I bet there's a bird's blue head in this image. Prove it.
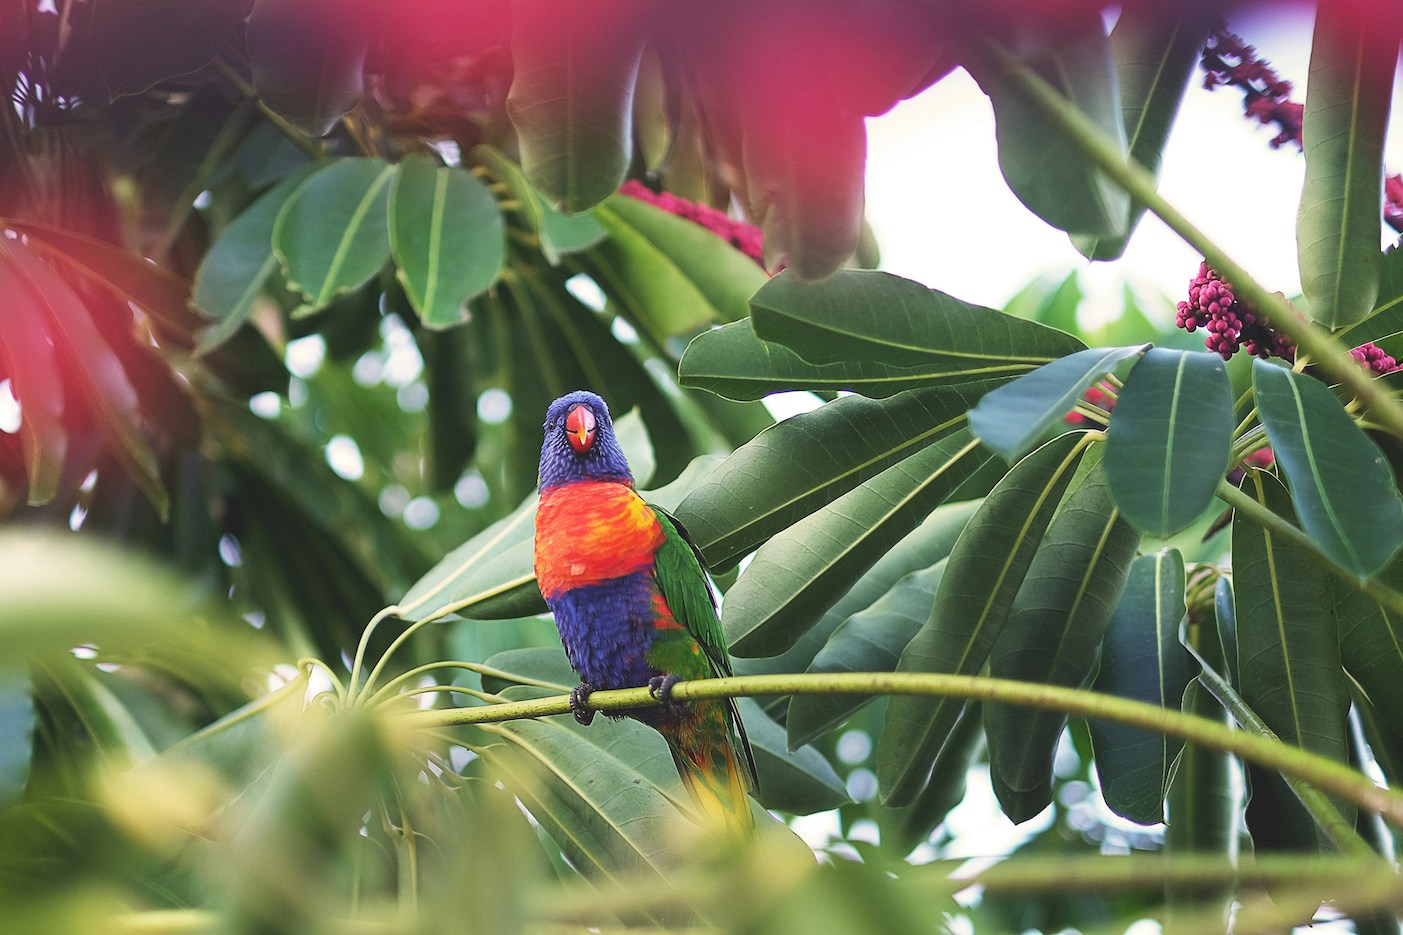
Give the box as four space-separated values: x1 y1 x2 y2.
539 390 633 491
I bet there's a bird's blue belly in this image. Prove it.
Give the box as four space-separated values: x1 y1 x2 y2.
548 571 660 691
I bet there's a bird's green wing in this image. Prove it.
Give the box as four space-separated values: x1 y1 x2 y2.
650 505 732 679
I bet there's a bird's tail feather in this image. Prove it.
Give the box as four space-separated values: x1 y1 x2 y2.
666 733 754 833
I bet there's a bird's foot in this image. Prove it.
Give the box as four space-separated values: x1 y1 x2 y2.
648 674 685 718
570 683 596 726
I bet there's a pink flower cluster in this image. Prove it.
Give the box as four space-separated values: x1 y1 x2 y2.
1176 262 1295 362
618 180 765 267
1201 26 1302 150
1350 342 1400 376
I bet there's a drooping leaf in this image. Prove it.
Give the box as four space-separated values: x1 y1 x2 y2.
1104 348 1233 536
1253 359 1403 578
1233 470 1351 851
1338 245 1403 347
272 157 395 314
0 239 165 516
92 0 254 98
876 703 985 856
1088 549 1193 824
388 155 504 329
675 386 988 571
785 560 947 751
1296 2 1396 328
878 432 1088 805
969 15 1131 238
985 463 1141 823
506 0 651 211
247 0 368 137
1074 8 1208 260
473 145 608 263
0 246 66 505
722 429 994 658
751 269 1085 373
1331 554 1403 740
193 167 316 352
737 699 848 815
969 344 1149 461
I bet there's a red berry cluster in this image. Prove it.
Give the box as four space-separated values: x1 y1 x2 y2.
1201 26 1302 150
1350 342 1400 376
618 180 765 267
1176 262 1295 362
1387 175 1403 237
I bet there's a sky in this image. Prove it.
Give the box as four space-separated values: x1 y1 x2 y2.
864 4 1402 333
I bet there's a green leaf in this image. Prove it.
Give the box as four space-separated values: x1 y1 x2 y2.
1253 359 1403 578
247 0 367 137
1332 555 1403 740
722 429 994 658
970 15 1131 237
1215 575 1239 689
473 145 608 263
193 167 316 352
1296 3 1396 328
612 409 656 490
0 673 33 809
505 0 649 211
585 195 767 343
1002 271 1082 333
0 246 66 505
92 0 254 98
876 703 985 856
388 156 504 329
0 239 165 516
738 699 848 815
985 464 1141 823
969 344 1149 461
1074 8 1207 259
417 326 479 491
1087 549 1193 824
877 432 1087 805
751 269 1085 373
678 320 1007 401
784 560 947 751
1233 470 1351 850
675 387 988 571
1104 348 1233 536
273 157 394 313
1339 244 1403 347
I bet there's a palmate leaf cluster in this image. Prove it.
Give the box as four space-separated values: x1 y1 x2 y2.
6 0 1403 933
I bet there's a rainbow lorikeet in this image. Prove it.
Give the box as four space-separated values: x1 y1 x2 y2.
533 390 758 829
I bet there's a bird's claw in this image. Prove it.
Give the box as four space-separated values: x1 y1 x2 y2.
648 674 685 717
570 683 596 726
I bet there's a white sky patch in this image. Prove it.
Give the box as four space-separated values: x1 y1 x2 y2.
478 387 512 424
325 434 365 481
454 470 489 509
565 272 607 312
0 379 19 432
403 496 440 530
249 391 281 419
285 334 326 379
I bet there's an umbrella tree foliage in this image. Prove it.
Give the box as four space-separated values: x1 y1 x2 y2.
5 0 1403 932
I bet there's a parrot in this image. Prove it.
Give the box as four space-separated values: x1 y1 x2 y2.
533 390 758 830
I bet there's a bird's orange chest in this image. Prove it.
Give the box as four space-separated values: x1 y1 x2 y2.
534 481 664 598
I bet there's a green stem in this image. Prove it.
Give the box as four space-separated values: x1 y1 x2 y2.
972 34 1403 440
1216 479 1403 613
363 660 570 708
213 59 326 162
401 671 1403 829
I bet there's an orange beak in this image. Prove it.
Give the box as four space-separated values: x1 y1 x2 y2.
565 403 597 454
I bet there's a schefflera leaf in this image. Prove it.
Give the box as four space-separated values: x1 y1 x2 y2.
1233 470 1351 852
985 462 1141 824
969 344 1149 461
388 155 504 329
1253 359 1403 578
1088 549 1193 825
1295 1 1396 329
1331 553 1403 740
877 432 1088 806
1105 348 1233 537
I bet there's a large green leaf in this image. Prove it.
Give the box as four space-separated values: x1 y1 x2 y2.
1233 470 1351 851
969 15 1131 238
675 386 987 571
0 246 66 505
1338 245 1403 347
388 156 505 329
722 429 994 658
193 167 315 352
1253 359 1403 578
0 239 165 516
247 0 367 137
472 146 607 264
1088 549 1193 825
505 0 649 211
785 559 947 751
1104 348 1233 536
679 320 1006 400
876 703 985 857
969 344 1149 461
751 269 1085 373
1296 3 1396 328
1332 555 1403 740
737 699 848 815
877 432 1087 805
1074 8 1207 260
273 158 394 313
0 673 33 809
985 463 1140 823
